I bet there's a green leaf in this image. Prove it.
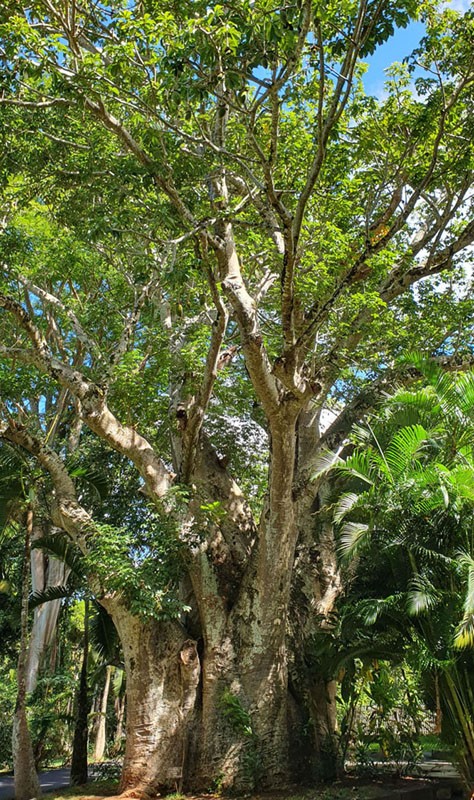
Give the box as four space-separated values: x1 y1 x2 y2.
29 585 71 609
339 521 370 559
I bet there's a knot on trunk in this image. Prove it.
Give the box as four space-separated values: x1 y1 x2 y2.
179 639 199 669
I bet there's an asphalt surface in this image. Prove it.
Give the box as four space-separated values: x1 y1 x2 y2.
0 768 71 799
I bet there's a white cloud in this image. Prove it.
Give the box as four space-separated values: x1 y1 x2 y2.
443 0 472 13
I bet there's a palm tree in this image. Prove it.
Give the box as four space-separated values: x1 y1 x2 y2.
316 366 474 790
30 533 122 779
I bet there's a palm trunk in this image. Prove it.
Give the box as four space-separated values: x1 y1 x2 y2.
93 664 112 762
13 507 42 800
113 690 125 753
26 525 70 692
70 598 90 785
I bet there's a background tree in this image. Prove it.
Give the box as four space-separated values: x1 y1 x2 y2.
13 504 42 800
1 0 474 793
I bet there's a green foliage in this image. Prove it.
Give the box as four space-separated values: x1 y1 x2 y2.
328 368 474 785
0 668 16 768
220 689 253 737
85 520 186 620
220 689 263 785
352 664 424 776
1 0 474 787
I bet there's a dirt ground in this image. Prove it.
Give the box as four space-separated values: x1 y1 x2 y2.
44 776 460 800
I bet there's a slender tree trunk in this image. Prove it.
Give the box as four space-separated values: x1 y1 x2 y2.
13 507 42 800
434 672 442 735
113 688 125 754
26 525 70 693
93 664 112 762
70 598 90 785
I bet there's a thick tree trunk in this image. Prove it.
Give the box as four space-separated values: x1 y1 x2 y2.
17 395 343 794
93 664 112 762
94 404 306 794
288 407 344 779
101 600 200 794
13 508 42 800
187 407 303 791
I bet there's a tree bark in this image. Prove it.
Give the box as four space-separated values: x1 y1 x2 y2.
113 685 125 754
3 399 343 793
106 405 330 794
288 407 344 779
100 600 200 794
187 405 305 791
26 525 70 693
93 664 112 762
13 507 42 800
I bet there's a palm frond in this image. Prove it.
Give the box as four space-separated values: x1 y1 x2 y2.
356 595 404 626
338 521 370 559
29 584 71 609
447 466 474 502
0 441 30 476
333 492 362 523
398 352 443 385
457 551 474 615
338 449 377 485
451 552 474 650
32 534 85 578
454 371 474 419
312 448 343 479
0 443 28 529
89 602 119 662
384 424 428 478
453 614 474 650
71 465 109 503
113 666 125 694
406 573 441 616
388 386 439 418
350 424 373 447
412 545 456 568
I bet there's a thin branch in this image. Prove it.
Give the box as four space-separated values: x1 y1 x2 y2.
0 291 172 498
180 267 229 483
292 0 371 245
0 97 69 108
17 277 101 356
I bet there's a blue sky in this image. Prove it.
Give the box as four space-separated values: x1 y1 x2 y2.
363 21 425 96
364 1 472 96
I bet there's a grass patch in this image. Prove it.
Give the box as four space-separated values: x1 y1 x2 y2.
418 734 447 752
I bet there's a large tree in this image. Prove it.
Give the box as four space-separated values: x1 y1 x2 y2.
1 0 474 793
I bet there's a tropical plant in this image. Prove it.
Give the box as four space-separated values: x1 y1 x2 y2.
319 366 474 788
29 529 124 774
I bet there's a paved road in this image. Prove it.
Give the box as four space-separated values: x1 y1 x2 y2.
0 768 70 799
